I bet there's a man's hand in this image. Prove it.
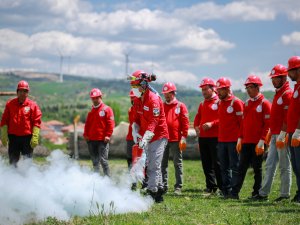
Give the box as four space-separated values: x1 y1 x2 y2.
202 122 212 131
138 130 154 149
236 138 242 154
179 137 187 152
255 140 265 156
276 131 287 149
104 136 110 143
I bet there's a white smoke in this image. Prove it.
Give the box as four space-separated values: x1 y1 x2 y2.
0 150 153 225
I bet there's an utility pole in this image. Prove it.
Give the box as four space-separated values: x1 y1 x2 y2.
125 52 129 77
57 48 64 83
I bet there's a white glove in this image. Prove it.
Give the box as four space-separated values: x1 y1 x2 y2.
257 139 265 149
132 122 142 143
291 129 300 147
139 130 154 149
130 150 147 182
277 131 287 142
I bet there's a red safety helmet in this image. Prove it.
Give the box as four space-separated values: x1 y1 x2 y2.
269 64 288 78
129 70 148 86
17 80 30 91
162 82 177 94
216 77 231 89
199 78 215 88
244 75 263 87
90 88 102 98
287 56 300 71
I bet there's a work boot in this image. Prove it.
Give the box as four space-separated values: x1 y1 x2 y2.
131 183 137 191
174 188 182 195
252 194 268 201
274 196 289 202
155 188 164 203
292 194 300 203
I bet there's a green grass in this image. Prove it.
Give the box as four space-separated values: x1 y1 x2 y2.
31 159 300 225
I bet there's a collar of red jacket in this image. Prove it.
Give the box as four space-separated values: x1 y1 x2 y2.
222 94 235 102
16 97 29 106
249 93 263 101
275 81 290 93
205 93 218 102
165 97 178 105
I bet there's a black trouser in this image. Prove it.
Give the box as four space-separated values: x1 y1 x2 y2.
8 134 33 166
126 140 135 170
231 143 263 196
199 137 222 191
87 140 110 176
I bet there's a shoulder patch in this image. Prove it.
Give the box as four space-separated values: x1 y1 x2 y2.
153 108 160 117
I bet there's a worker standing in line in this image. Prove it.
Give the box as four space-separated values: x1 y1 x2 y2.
194 78 222 194
255 65 292 201
215 77 243 199
161 82 189 195
1 80 42 166
231 75 271 200
285 56 300 203
83 88 115 176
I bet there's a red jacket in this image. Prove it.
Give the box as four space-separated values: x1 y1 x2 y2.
0 97 42 136
83 103 115 141
270 82 292 135
287 81 300 133
126 106 134 141
218 95 243 142
194 94 219 138
163 98 189 142
240 94 271 144
132 89 169 142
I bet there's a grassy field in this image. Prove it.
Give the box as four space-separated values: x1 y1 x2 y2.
31 158 300 225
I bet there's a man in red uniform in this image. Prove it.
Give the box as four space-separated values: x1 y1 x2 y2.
255 65 292 201
194 78 222 194
285 56 300 202
128 70 169 203
1 80 42 166
83 88 115 176
161 82 189 195
215 77 243 198
232 75 271 199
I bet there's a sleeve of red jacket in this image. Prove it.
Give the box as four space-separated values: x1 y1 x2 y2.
261 100 272 140
283 91 292 127
145 98 161 132
193 103 202 128
32 102 42 128
0 101 10 127
105 106 115 138
180 103 189 138
235 99 244 139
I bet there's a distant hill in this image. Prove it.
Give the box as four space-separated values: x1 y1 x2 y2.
0 71 275 125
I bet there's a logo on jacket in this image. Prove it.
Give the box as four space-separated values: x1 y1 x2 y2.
99 110 105 117
211 103 218 110
143 106 149 111
24 106 30 114
153 108 160 116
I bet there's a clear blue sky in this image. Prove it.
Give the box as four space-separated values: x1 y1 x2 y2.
0 0 299 90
